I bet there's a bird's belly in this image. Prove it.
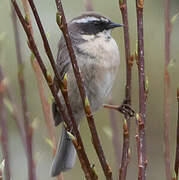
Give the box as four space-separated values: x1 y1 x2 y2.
85 64 118 113
64 59 119 123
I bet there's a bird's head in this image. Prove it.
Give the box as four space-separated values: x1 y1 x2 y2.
68 12 123 40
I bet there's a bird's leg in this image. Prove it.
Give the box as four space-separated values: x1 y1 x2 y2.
103 102 135 117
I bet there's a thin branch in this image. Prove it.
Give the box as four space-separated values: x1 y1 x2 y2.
174 88 179 179
55 1 113 179
0 67 11 180
11 4 36 180
11 1 97 179
136 0 147 180
163 0 172 179
118 1 133 179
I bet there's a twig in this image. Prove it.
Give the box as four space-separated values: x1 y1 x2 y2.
84 0 93 11
136 0 147 180
11 4 36 180
55 1 113 179
11 1 97 179
118 1 133 179
174 88 179 179
163 0 172 179
0 67 11 180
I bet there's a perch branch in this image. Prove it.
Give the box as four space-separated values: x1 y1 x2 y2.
55 1 113 179
118 1 133 178
136 0 147 180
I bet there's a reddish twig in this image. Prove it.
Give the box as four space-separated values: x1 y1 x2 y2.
84 0 93 11
0 67 11 180
174 88 179 179
119 1 133 179
136 0 147 180
11 4 36 180
55 1 113 179
163 0 172 179
11 1 97 179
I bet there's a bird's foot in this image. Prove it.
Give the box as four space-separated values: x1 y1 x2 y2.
103 102 135 117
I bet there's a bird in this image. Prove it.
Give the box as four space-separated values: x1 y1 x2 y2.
50 12 123 177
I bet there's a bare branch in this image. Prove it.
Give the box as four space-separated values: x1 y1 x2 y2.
136 0 147 179
118 1 133 178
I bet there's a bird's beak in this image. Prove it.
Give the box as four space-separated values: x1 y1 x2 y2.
107 22 124 29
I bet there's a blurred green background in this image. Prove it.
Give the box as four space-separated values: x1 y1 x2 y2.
0 0 179 179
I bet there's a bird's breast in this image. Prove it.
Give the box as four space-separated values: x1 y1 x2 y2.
76 35 120 112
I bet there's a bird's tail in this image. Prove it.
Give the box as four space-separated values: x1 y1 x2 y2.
50 126 76 177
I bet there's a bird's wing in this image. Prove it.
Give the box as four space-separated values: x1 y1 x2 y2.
53 35 71 92
56 35 71 79
52 35 73 126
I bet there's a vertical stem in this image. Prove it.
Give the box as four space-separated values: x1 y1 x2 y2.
136 0 147 180
119 1 132 179
11 5 36 180
0 68 11 180
163 0 171 179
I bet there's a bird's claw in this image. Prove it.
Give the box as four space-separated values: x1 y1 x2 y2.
118 104 135 117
